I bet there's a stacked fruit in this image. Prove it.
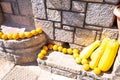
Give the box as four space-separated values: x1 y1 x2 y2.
0 28 42 40
38 38 119 75
78 38 119 75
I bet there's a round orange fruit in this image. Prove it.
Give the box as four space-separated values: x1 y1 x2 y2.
42 46 48 51
93 68 101 75
81 58 88 65
25 32 33 38
40 49 47 55
0 32 3 38
38 53 44 59
31 30 38 36
58 46 63 52
12 33 19 40
53 45 58 51
1 34 8 40
67 48 73 55
7 34 13 40
48 44 53 50
62 48 67 54
19 33 26 39
83 64 90 71
36 28 42 34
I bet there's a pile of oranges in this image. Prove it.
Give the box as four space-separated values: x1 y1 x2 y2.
0 28 42 40
38 44 101 75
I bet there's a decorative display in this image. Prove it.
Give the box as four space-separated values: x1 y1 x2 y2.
0 28 42 40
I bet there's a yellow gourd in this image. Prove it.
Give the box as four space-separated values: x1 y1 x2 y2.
98 40 119 72
80 40 101 59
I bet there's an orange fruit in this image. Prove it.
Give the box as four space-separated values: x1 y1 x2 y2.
12 33 19 40
42 46 48 51
75 57 82 64
83 64 90 71
31 30 38 36
1 34 8 40
58 46 63 52
67 48 73 55
62 48 67 54
25 32 33 38
36 28 42 34
19 33 26 39
73 49 79 54
38 53 44 59
48 44 53 50
73 53 79 59
93 68 101 75
81 59 88 65
7 34 13 40
0 32 3 38
40 49 47 55
53 45 58 51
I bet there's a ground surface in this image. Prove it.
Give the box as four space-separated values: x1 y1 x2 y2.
0 61 76 80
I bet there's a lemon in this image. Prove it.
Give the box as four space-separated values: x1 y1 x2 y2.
42 46 48 51
7 34 13 40
75 57 82 64
62 48 67 54
73 49 79 54
2 34 8 40
53 45 58 51
48 44 53 50
31 30 38 36
81 59 88 65
25 32 33 38
93 68 101 75
19 33 26 39
58 46 63 52
40 49 47 55
67 48 73 55
73 53 79 59
38 53 44 59
0 32 3 38
83 64 90 71
36 28 42 34
12 33 19 40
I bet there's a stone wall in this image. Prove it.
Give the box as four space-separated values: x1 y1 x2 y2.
0 0 35 30
32 0 120 47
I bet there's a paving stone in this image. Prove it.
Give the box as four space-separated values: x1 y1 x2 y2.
35 19 54 39
105 0 120 4
81 0 103 2
1 2 13 14
74 28 96 46
55 29 73 43
31 0 46 19
47 0 70 10
17 0 33 16
101 28 118 40
2 65 41 80
72 1 86 12
63 12 85 27
86 3 115 27
47 9 61 22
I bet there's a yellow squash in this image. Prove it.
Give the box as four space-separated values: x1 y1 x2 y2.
98 40 119 72
80 40 101 59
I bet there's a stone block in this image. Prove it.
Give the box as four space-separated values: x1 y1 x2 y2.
1 2 13 14
81 0 103 2
4 14 34 27
31 0 46 19
47 0 70 10
63 25 74 31
101 28 118 40
86 3 115 27
35 19 54 39
47 9 61 22
17 0 33 16
74 28 96 46
11 2 19 15
45 51 82 74
105 0 120 4
52 68 77 79
72 1 86 12
85 25 102 31
55 29 73 43
63 12 85 27
54 22 61 28
3 33 46 49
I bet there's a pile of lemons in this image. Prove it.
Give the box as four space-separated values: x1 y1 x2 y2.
38 44 102 75
0 28 42 40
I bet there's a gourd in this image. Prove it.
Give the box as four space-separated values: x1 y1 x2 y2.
98 40 119 72
80 40 101 59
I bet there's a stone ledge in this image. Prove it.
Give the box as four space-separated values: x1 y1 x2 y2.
37 51 113 80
